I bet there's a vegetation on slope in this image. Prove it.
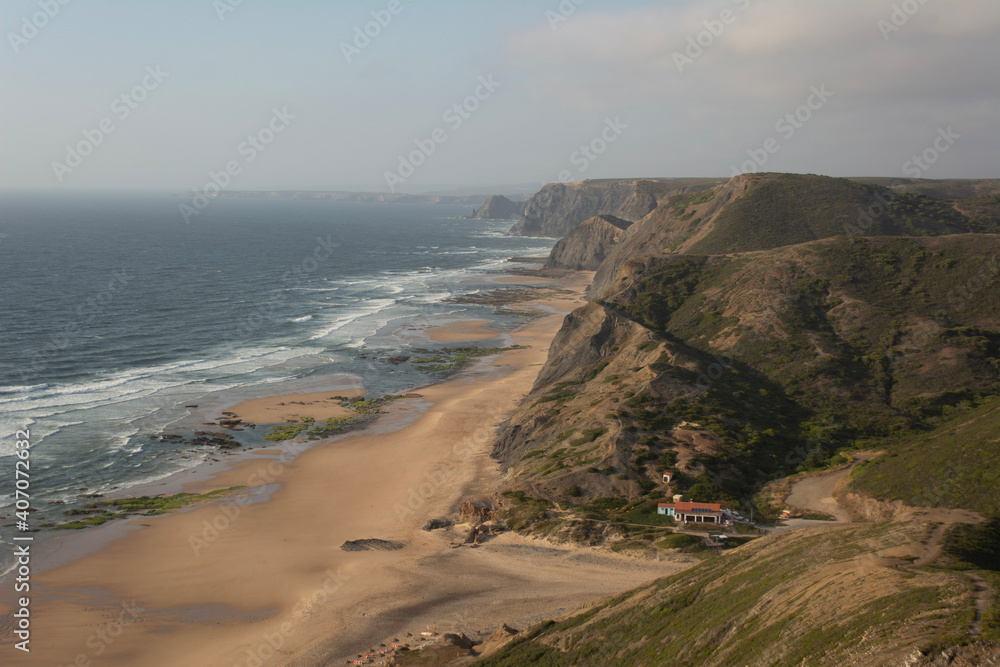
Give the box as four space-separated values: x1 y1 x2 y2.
476 522 981 666
686 173 983 255
477 174 1000 665
498 234 1000 531
497 236 993 519
850 399 1000 516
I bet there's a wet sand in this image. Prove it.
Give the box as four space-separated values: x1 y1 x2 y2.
426 320 499 343
225 390 366 425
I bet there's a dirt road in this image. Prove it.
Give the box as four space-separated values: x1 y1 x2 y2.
784 460 867 521
784 456 993 639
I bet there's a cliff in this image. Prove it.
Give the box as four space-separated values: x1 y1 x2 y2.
492 174 1000 514
468 172 1000 667
509 178 724 237
471 195 527 220
544 215 631 270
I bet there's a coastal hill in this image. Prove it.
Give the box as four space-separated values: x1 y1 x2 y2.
477 519 992 666
509 178 724 237
459 173 1000 663
470 195 527 220
590 172 1000 297
545 214 632 271
496 173 1000 511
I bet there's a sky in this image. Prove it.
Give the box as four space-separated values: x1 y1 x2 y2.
1 0 998 193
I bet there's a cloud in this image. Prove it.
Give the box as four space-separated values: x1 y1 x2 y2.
503 0 1000 112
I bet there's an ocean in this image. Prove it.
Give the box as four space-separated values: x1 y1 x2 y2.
0 191 554 571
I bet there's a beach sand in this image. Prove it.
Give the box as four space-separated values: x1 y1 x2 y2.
494 274 557 285
0 270 690 666
426 319 498 343
226 389 366 425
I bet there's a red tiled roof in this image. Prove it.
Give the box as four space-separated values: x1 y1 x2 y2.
658 501 722 512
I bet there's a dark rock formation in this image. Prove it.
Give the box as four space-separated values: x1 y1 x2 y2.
422 518 453 531
460 499 497 524
340 538 405 552
510 178 724 238
471 195 526 220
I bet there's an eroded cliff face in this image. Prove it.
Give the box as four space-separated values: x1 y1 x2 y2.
510 178 723 237
493 173 1000 511
588 175 753 298
491 301 693 497
545 215 631 271
472 195 526 220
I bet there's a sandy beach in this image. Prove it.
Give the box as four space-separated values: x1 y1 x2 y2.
426 319 499 343
0 270 687 666
225 389 367 426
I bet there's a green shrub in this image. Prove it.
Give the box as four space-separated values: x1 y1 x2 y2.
942 517 1000 571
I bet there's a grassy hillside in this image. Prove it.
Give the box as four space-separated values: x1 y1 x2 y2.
475 521 992 666
467 175 1000 666
850 398 1000 516
590 173 999 300
686 174 977 255
493 233 1000 534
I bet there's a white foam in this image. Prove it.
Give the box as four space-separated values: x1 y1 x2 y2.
0 346 322 451
307 298 397 341
0 383 48 395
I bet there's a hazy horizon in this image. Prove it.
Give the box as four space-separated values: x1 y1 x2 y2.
3 0 998 193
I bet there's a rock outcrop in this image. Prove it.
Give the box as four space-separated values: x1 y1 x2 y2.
471 195 526 220
339 538 404 552
509 178 724 238
545 215 632 270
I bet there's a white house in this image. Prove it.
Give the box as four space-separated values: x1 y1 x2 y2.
657 501 724 524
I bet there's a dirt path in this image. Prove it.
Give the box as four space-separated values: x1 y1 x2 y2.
786 462 993 639
968 573 992 637
784 462 863 522
907 507 992 638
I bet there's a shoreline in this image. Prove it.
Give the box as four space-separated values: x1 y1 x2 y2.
0 269 689 666
0 276 559 577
